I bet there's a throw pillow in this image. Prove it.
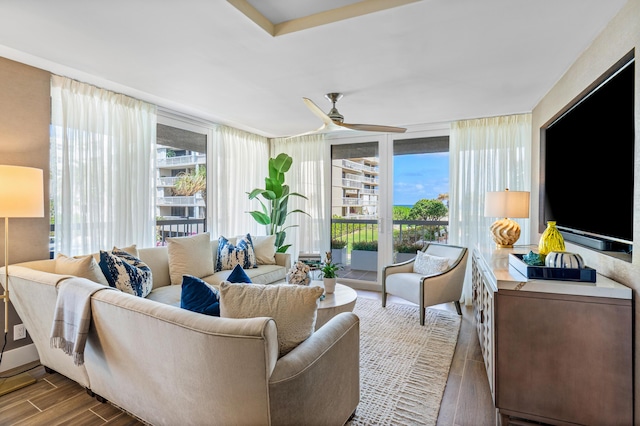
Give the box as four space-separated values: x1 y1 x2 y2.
227 264 252 283
219 282 324 357
55 254 110 287
216 235 256 272
99 248 153 297
237 233 258 268
167 233 215 285
249 235 277 265
181 275 220 316
413 251 450 276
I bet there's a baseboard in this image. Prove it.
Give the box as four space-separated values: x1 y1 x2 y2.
0 343 39 373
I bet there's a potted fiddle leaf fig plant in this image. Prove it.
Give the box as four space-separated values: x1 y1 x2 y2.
247 153 309 253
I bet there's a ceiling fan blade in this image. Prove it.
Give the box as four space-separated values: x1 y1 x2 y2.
302 97 334 126
338 122 407 133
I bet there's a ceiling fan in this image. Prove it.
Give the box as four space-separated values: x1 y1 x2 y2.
290 93 407 138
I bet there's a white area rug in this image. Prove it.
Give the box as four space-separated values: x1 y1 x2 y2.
348 297 461 426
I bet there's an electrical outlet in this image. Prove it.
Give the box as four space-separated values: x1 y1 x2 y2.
13 323 26 340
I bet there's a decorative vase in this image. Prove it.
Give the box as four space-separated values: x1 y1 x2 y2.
545 251 585 269
538 221 565 256
323 277 336 294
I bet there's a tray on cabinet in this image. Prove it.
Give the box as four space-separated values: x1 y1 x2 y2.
508 254 596 283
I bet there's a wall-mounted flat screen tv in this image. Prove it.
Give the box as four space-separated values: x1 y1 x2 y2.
540 53 634 254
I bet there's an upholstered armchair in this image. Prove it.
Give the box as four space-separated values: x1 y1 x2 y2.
382 243 468 325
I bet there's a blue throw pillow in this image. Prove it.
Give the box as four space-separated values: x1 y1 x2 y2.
180 275 220 316
99 248 153 298
227 263 252 284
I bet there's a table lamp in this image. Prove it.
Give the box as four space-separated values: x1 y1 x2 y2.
0 165 44 396
484 189 530 248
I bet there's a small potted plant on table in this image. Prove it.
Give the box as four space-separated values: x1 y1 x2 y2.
320 251 342 294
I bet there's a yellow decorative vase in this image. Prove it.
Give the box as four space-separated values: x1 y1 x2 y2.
538 221 565 255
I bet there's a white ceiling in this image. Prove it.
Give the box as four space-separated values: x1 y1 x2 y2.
0 0 629 138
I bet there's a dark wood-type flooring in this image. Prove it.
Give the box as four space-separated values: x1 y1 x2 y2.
0 291 496 426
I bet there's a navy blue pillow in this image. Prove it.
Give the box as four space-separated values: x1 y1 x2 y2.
180 275 220 316
227 263 252 283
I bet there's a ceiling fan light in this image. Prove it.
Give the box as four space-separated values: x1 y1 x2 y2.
328 107 344 122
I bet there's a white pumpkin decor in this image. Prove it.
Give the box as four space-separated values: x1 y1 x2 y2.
544 251 585 269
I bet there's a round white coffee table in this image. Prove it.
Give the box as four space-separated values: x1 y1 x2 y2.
312 281 358 330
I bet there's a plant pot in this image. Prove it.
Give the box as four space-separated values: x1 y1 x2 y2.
351 250 378 272
331 248 346 265
323 277 337 294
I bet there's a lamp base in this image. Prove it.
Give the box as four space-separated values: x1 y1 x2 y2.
490 218 521 248
0 371 36 396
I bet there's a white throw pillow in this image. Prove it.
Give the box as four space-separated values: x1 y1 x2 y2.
219 282 324 357
413 251 450 276
249 235 276 265
167 233 214 285
55 254 109 286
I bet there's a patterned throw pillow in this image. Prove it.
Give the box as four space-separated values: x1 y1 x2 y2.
99 248 153 297
181 275 220 316
216 235 257 272
413 251 450 276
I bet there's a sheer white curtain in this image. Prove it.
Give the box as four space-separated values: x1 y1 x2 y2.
50 75 157 256
211 125 270 238
449 113 532 304
272 135 327 260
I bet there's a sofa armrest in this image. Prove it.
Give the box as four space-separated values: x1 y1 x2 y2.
275 252 291 270
268 312 359 425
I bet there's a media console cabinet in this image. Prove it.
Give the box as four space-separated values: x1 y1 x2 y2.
472 245 633 426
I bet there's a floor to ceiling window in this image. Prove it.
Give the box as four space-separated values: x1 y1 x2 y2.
155 112 213 246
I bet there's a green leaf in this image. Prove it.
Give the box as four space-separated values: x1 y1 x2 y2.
265 177 283 199
249 211 271 225
273 153 292 173
275 230 286 249
248 188 276 201
276 245 291 253
287 191 308 200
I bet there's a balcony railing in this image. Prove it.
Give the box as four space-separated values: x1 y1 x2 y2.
156 218 206 245
157 154 206 168
340 159 379 174
341 178 363 189
157 176 179 186
157 195 205 206
344 173 379 185
330 217 449 274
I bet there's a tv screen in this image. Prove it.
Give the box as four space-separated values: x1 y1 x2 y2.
541 55 634 249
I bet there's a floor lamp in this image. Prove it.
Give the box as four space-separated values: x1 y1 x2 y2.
0 165 44 396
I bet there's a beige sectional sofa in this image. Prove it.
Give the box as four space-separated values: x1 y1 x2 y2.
0 241 360 425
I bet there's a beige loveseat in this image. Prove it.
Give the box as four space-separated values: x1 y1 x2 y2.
0 242 360 425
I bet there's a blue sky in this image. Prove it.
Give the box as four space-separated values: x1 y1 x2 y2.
393 152 449 206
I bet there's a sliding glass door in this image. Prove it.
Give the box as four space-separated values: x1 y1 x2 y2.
329 127 449 290
330 141 380 286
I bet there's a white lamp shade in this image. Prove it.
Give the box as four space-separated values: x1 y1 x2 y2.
484 190 530 218
0 165 44 218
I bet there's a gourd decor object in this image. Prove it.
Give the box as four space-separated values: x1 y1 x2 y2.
545 251 585 269
538 221 565 255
